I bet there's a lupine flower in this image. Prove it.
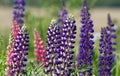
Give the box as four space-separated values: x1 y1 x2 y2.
56 15 76 76
77 0 94 75
13 0 25 26
34 29 46 63
98 27 115 76
12 20 20 40
44 19 58 75
11 25 29 76
98 15 116 76
57 0 68 24
107 14 116 39
45 15 76 76
5 34 14 76
106 14 116 47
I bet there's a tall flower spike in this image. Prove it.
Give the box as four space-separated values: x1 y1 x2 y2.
34 29 46 63
44 19 58 75
5 33 14 76
13 0 25 26
45 15 76 76
11 25 29 76
98 14 116 76
107 14 116 38
77 0 94 75
58 0 68 24
56 15 76 76
107 13 116 42
98 27 115 76
106 14 116 52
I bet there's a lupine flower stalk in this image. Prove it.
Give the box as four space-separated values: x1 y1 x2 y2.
45 0 76 75
107 14 116 39
13 0 25 26
57 15 76 76
77 0 94 75
45 15 76 76
98 15 116 76
107 14 116 48
11 26 29 76
58 0 68 24
98 28 115 76
34 29 46 63
44 20 58 75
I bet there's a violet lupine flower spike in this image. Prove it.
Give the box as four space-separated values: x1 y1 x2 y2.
34 29 46 63
13 0 25 26
107 13 116 45
11 25 29 76
98 27 115 76
107 14 116 39
98 14 116 76
77 0 94 75
44 19 58 75
57 15 76 76
58 0 68 24
45 15 76 76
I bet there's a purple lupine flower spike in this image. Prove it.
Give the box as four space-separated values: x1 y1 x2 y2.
107 14 116 36
58 0 68 24
98 14 116 76
77 0 94 75
13 0 25 26
44 15 76 76
11 25 29 76
98 27 115 76
44 19 58 75
107 13 116 42
58 15 76 76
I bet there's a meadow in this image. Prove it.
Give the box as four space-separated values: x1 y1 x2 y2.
0 1 120 76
